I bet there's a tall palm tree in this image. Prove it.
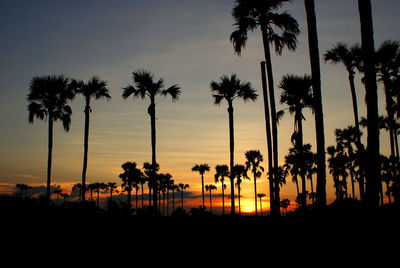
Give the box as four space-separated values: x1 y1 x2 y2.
73 77 111 202
232 164 249 215
358 0 380 207
119 162 144 210
245 150 264 216
27 75 75 201
278 74 313 207
257 193 266 216
123 70 181 211
214 164 230 215
376 40 400 159
192 163 210 209
205 184 217 213
304 0 326 208
231 0 300 216
178 183 189 210
211 74 257 215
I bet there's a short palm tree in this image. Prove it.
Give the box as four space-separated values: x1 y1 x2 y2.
211 74 257 215
214 164 230 215
107 182 118 201
245 150 264 216
205 184 217 213
27 75 75 201
123 69 180 211
257 193 266 216
232 164 249 215
119 162 144 209
53 187 62 206
230 0 299 216
178 183 189 210
73 77 111 202
192 163 210 209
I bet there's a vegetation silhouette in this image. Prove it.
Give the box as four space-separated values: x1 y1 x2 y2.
245 150 264 216
214 164 229 215
205 184 217 213
210 73 257 215
192 163 210 209
72 77 111 202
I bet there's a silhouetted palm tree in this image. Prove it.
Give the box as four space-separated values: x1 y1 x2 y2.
53 187 62 206
72 183 86 202
178 183 189 210
214 164 230 215
143 162 160 211
205 184 217 213
358 0 380 208
107 182 118 201
324 42 362 145
280 198 290 215
376 40 400 159
245 150 264 216
123 70 180 211
192 163 210 209
27 75 75 201
257 193 266 216
60 192 69 203
232 164 249 215
119 162 144 210
73 77 111 202
231 0 299 216
211 74 257 215
304 0 326 208
170 184 179 212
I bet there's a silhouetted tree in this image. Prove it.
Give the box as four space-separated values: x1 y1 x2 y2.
211 74 257 215
178 183 189 210
280 198 290 215
73 77 111 202
358 0 380 208
123 70 180 211
119 162 144 210
27 75 75 201
205 184 217 213
245 150 264 216
192 164 210 209
107 182 118 201
231 0 299 216
257 193 266 216
53 186 62 206
304 0 327 208
214 164 230 215
232 164 249 215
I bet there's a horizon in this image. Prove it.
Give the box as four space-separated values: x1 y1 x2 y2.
1 0 399 215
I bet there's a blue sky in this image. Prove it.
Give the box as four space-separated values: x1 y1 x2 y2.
1 0 400 204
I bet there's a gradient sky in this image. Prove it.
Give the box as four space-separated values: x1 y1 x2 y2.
1 0 400 210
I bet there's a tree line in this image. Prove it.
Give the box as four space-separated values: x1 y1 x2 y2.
24 0 397 216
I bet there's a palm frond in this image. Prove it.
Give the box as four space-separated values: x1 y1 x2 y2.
161 84 181 102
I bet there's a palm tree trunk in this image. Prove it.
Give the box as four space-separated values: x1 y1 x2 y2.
238 184 241 215
141 184 144 208
358 0 380 208
259 198 263 216
81 101 90 202
305 0 327 208
309 175 315 204
254 172 258 216
297 112 307 208
149 97 158 213
209 191 213 213
181 190 184 209
260 29 280 217
172 190 175 212
47 111 54 203
127 190 132 209
222 183 225 215
350 173 356 199
260 61 275 211
348 73 362 141
227 101 235 215
201 174 205 208
148 184 152 207
383 81 396 159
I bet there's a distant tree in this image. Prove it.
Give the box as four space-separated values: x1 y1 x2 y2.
123 70 180 211
192 164 210 209
72 77 111 202
280 198 291 215
119 162 144 209
107 182 118 201
53 186 62 206
214 164 230 215
27 75 75 201
257 193 266 216
178 183 190 210
211 74 257 215
205 184 217 213
232 164 249 215
245 150 264 216
60 193 69 203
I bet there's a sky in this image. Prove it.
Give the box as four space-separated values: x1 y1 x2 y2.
1 0 400 214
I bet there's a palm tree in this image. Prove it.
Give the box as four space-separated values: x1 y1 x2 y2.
214 164 230 215
304 0 326 208
205 184 217 213
192 164 210 209
53 187 62 206
211 74 257 215
178 183 189 210
27 75 75 201
376 40 400 159
143 162 160 211
231 0 300 216
107 182 118 201
60 192 69 203
123 70 181 211
280 198 291 215
257 193 266 216
232 164 249 215
73 77 111 202
245 150 264 216
170 184 179 212
324 42 362 146
358 0 380 208
72 183 85 202
119 162 144 210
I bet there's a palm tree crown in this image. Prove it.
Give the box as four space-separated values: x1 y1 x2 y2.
211 74 257 105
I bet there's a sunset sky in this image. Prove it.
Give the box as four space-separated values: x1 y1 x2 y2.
1 0 399 213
